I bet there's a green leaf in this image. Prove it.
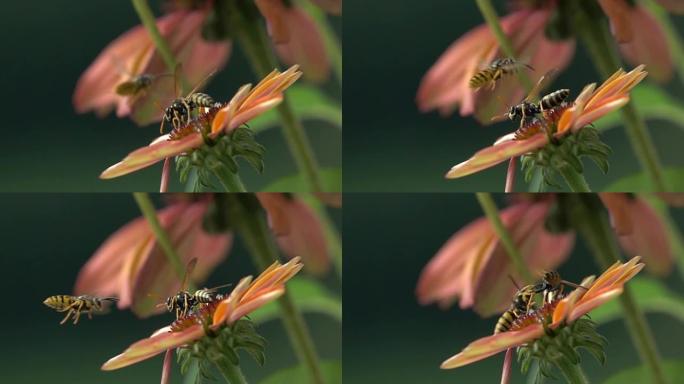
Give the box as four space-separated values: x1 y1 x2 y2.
249 277 342 324
594 83 684 132
589 277 684 324
262 168 342 192
258 360 342 384
603 167 684 191
249 85 342 133
602 360 684 384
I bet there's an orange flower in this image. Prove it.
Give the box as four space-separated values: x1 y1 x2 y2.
73 9 230 125
101 257 302 371
99 65 302 182
416 8 574 124
441 256 644 369
74 198 232 317
416 197 574 316
445 66 646 180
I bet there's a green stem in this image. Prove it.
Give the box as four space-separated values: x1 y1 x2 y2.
210 165 247 192
475 193 534 282
554 358 590 384
213 357 249 384
643 0 684 81
229 0 324 192
297 0 342 87
131 0 177 71
558 165 592 192
474 0 533 91
132 193 187 282
571 0 668 191
224 194 326 384
571 194 668 384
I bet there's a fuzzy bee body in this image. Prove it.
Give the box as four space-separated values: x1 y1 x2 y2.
470 58 534 90
494 285 537 334
43 295 117 325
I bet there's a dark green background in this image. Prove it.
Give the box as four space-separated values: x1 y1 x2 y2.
343 193 684 382
0 194 341 383
343 1 684 192
0 1 340 192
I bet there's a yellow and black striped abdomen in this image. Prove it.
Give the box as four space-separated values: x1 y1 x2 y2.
43 295 76 310
540 89 569 110
494 309 518 334
469 68 497 88
188 92 216 108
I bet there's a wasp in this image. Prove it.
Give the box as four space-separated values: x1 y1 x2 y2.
115 74 155 96
469 58 534 90
160 64 220 134
43 295 118 325
160 258 231 319
492 70 570 138
532 271 587 304
494 283 538 334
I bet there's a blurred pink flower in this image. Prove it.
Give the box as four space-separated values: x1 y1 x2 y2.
257 193 332 275
99 66 302 185
74 198 232 317
600 193 673 276
654 0 684 13
256 0 331 82
441 256 644 369
101 257 303 371
416 8 574 124
416 197 575 317
73 9 230 125
445 66 646 181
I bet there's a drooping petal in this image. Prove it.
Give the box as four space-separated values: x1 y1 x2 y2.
445 134 548 179
274 6 330 82
618 6 673 83
599 0 634 43
654 0 684 13
311 0 342 14
599 193 634 235
255 0 290 43
441 325 544 369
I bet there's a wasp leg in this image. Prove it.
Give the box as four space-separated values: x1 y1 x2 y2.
59 309 74 325
72 301 85 325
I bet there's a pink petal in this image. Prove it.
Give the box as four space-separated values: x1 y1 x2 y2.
441 325 544 369
274 7 330 82
311 0 342 14
619 6 673 83
275 198 331 275
599 0 634 43
100 134 204 179
568 288 623 323
255 0 290 43
618 198 673 276
599 193 634 235
445 134 548 179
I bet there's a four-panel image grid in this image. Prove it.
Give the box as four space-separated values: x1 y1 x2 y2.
4 1 684 383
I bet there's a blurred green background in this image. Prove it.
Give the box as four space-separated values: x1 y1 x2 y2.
343 193 684 382
0 1 340 192
343 1 684 192
0 194 341 383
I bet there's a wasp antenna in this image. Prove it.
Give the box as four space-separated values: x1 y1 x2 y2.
507 275 521 290
562 280 588 290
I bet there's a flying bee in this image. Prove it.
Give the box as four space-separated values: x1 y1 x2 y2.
159 258 231 319
494 283 538 334
160 64 220 134
43 295 118 325
469 58 534 90
532 271 587 304
492 70 570 137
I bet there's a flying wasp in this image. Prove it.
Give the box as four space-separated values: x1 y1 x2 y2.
491 70 570 138
160 64 220 134
532 271 587 304
494 282 538 334
469 58 534 90
159 258 231 319
43 295 118 325
115 72 175 97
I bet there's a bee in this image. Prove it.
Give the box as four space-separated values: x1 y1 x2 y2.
532 271 587 304
160 64 220 134
492 70 570 136
160 258 231 319
43 295 118 325
494 283 537 334
469 58 534 90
